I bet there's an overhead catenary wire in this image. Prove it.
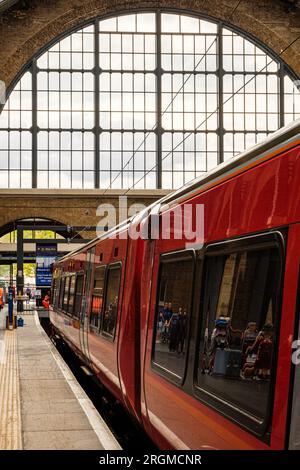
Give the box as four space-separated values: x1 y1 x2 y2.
121 31 300 195
102 36 218 194
102 2 246 193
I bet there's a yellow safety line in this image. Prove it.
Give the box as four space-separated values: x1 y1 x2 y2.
0 330 23 450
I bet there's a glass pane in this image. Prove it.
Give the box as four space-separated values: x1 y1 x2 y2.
153 257 193 379
102 266 121 337
90 265 105 329
198 246 281 421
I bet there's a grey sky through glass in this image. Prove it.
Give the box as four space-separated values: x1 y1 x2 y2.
0 12 299 189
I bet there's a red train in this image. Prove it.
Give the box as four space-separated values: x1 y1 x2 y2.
50 120 300 450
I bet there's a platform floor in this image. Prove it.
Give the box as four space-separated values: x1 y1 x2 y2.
0 310 121 450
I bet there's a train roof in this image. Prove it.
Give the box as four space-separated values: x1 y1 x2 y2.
56 118 300 264
159 117 300 209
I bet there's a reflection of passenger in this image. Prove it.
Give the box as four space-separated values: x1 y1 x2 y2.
177 308 188 354
226 317 243 348
157 308 165 342
168 308 181 352
161 302 173 343
242 322 258 363
243 323 273 380
108 303 117 335
209 317 228 372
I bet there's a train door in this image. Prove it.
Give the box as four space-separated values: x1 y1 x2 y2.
79 247 95 360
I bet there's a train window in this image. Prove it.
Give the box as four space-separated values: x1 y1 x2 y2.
59 277 65 310
62 276 71 312
196 244 281 427
73 274 84 318
51 278 57 306
54 278 61 308
67 275 76 315
288 267 300 449
90 266 106 329
101 264 121 338
152 253 194 381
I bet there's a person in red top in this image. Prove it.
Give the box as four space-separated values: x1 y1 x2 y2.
0 287 3 310
42 294 50 309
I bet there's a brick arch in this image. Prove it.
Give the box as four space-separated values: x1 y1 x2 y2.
0 216 82 239
0 0 300 90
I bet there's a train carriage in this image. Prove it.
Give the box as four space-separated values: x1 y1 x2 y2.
50 119 300 449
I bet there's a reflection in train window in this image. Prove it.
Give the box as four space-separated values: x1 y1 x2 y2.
62 276 70 311
153 256 194 380
73 274 84 318
59 277 65 309
90 265 105 329
51 278 58 307
101 264 121 338
67 275 76 314
197 246 281 422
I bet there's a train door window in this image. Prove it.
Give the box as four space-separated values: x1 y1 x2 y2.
67 275 76 315
101 264 121 338
289 267 300 449
90 266 106 329
62 276 70 312
196 241 282 431
59 277 65 310
73 274 84 318
54 278 60 308
152 252 194 382
51 278 57 306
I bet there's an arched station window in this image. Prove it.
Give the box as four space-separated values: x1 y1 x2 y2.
0 11 299 189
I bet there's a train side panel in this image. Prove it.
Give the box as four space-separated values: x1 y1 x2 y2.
141 144 300 449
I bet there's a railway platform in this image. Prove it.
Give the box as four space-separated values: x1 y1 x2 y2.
0 309 121 450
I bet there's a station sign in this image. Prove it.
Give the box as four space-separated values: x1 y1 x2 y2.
36 244 57 287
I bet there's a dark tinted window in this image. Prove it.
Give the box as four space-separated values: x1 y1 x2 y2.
59 277 65 309
152 256 194 380
67 275 76 314
197 246 281 422
102 265 121 338
90 266 105 329
62 276 70 311
73 274 84 318
51 278 58 307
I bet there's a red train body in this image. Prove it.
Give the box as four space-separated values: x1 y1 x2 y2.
50 120 300 449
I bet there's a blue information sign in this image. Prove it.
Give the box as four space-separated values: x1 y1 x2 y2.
36 244 57 288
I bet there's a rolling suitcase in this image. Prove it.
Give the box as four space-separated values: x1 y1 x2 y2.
225 349 242 378
213 348 227 375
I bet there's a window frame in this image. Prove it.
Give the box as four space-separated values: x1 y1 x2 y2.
90 264 107 332
67 274 76 315
100 261 122 342
1 11 299 191
58 275 66 310
193 230 285 440
151 249 196 387
73 271 84 318
62 275 71 313
287 262 300 449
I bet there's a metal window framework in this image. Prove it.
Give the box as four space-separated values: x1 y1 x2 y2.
0 9 299 190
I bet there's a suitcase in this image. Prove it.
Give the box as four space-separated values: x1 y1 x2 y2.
213 348 228 375
225 349 242 378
